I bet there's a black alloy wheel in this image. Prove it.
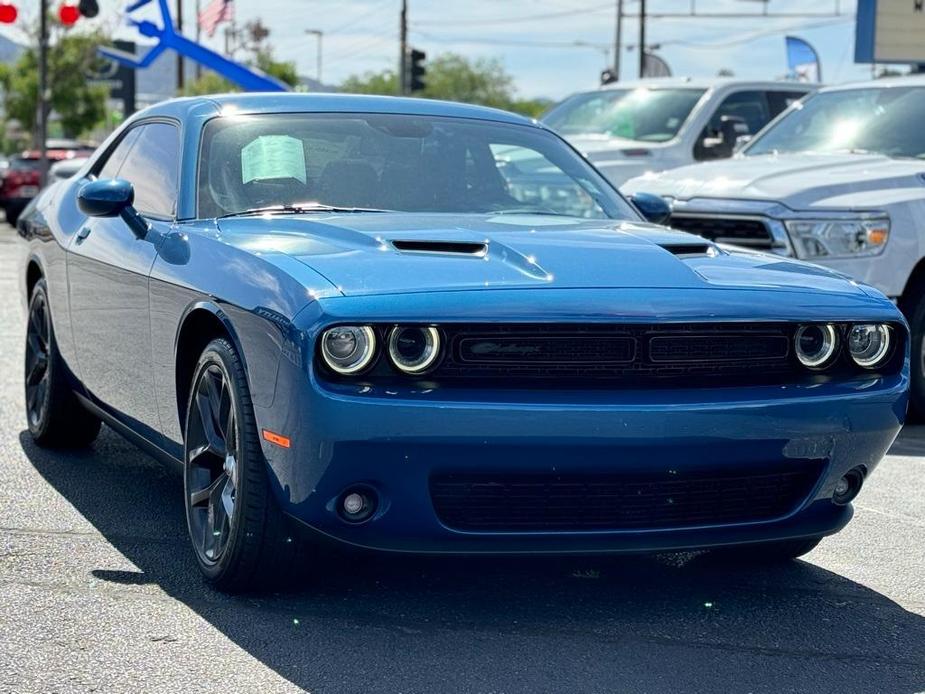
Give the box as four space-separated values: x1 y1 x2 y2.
183 337 309 591
25 278 101 447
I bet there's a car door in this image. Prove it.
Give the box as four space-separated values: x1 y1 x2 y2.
67 121 181 443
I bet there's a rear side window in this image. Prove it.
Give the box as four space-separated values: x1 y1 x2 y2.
767 90 809 118
111 123 181 218
97 128 142 180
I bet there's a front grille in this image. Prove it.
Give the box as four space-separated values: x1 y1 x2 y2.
670 215 775 249
434 323 797 384
430 463 823 532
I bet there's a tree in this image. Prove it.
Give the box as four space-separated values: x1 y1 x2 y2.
0 30 108 140
340 53 546 117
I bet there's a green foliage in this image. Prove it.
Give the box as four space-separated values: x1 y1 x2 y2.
255 49 299 87
0 30 109 140
180 49 299 96
181 70 235 96
341 69 399 96
340 53 547 117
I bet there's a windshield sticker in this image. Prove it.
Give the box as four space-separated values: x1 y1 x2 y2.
241 135 307 184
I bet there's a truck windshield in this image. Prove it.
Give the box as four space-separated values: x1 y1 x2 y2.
197 112 637 220
744 86 925 158
542 87 706 141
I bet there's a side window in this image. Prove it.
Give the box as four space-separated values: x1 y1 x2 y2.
115 122 181 218
97 128 141 180
694 91 770 161
767 90 808 118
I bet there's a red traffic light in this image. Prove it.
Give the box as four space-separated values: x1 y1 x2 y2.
58 2 79 25
0 3 17 23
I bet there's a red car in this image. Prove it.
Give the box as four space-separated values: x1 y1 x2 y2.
2 142 96 224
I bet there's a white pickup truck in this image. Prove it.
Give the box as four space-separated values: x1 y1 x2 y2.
543 78 813 186
623 76 925 411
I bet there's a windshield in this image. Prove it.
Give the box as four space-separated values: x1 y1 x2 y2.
542 87 706 141
197 113 636 220
744 86 925 158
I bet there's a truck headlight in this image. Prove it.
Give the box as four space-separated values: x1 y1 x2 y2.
784 217 889 259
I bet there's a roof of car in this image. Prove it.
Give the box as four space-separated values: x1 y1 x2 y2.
594 77 818 92
135 92 539 128
820 74 925 92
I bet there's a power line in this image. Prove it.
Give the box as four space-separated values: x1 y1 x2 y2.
413 1 617 27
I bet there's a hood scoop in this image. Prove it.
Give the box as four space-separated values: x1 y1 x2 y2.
392 239 488 256
658 242 717 258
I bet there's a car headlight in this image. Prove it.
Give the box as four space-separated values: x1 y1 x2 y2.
794 324 838 368
320 326 376 374
388 326 441 374
847 323 891 368
784 217 889 259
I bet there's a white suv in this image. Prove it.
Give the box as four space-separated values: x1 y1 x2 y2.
623 76 925 411
544 78 814 186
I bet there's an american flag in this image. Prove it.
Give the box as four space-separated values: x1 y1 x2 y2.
198 0 234 38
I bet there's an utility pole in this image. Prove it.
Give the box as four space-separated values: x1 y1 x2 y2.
37 0 49 188
638 0 646 78
399 0 408 95
613 0 622 81
306 29 323 83
176 0 184 91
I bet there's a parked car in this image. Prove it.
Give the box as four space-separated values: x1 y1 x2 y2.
543 78 815 187
623 75 925 413
2 144 95 224
49 156 91 182
19 94 906 591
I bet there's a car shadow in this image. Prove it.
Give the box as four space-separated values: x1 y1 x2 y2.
888 423 925 457
18 428 925 693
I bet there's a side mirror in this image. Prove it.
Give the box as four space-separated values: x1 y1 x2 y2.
78 178 133 217
630 192 671 226
719 115 750 148
78 178 149 239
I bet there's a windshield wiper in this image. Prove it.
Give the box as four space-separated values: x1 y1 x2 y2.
490 208 576 217
218 203 392 219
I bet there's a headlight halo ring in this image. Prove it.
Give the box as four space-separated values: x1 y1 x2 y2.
320 325 377 375
848 323 891 369
794 323 838 369
387 325 442 374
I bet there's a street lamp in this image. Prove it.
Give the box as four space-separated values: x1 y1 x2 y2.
305 29 323 83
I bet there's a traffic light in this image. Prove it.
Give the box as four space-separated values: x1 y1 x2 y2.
0 3 16 23
58 2 79 25
78 0 98 18
408 48 426 93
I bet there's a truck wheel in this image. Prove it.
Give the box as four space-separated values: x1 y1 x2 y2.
906 291 925 418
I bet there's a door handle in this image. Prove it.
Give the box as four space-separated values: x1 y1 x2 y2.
75 227 91 244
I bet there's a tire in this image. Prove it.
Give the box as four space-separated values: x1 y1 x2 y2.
905 290 925 418
707 536 823 564
182 337 307 592
25 278 102 447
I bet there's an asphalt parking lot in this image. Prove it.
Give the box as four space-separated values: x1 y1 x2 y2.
0 225 922 694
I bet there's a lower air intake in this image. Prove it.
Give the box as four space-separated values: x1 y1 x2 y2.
430 463 822 532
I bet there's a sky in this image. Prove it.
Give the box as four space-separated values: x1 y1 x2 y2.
1 0 879 100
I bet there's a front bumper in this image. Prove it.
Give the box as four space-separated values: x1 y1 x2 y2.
256 370 906 555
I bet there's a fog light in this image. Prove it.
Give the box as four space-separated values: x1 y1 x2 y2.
337 487 377 523
343 492 366 516
832 467 864 506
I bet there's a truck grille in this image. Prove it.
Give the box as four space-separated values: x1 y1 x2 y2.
430 463 823 532
669 215 775 250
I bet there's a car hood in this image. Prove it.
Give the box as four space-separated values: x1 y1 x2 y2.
623 152 925 208
566 133 667 158
215 212 867 298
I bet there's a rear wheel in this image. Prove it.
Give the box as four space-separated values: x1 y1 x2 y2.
183 337 307 592
708 536 822 564
25 279 101 447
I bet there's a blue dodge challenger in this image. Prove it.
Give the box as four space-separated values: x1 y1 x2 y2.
18 94 908 591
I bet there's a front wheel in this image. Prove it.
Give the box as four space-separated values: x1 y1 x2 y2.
183 337 307 592
905 290 925 418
